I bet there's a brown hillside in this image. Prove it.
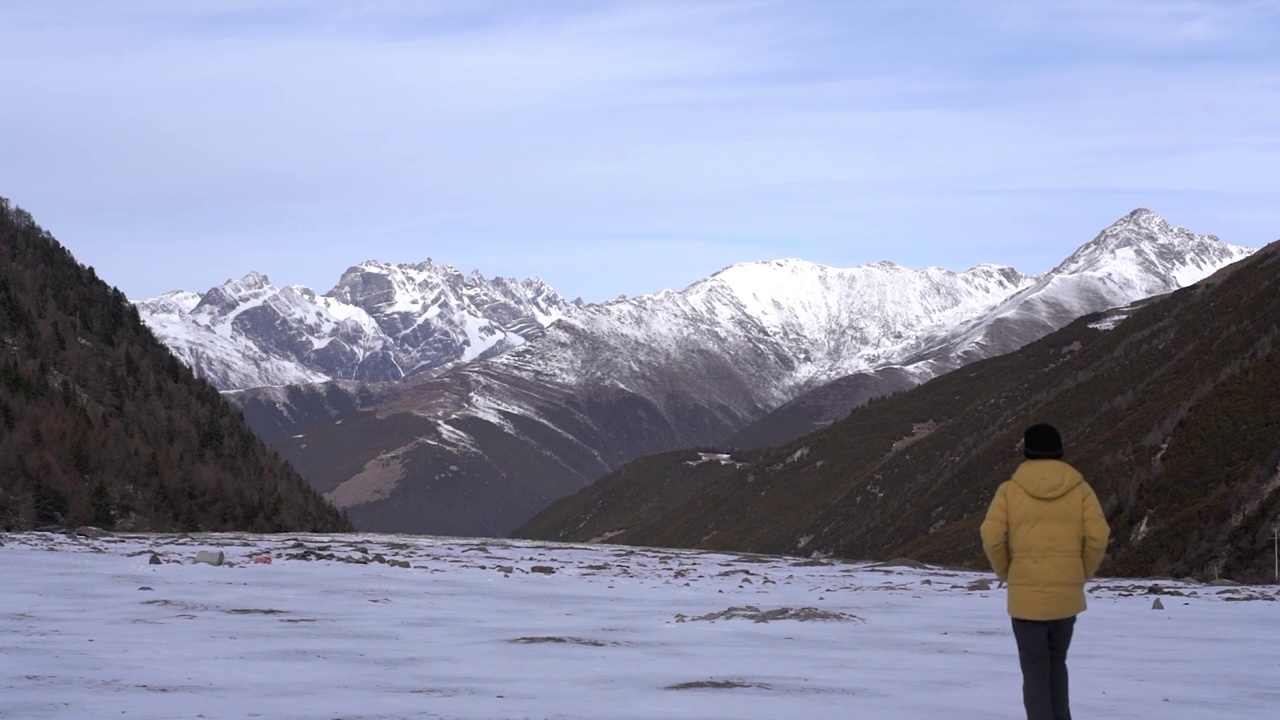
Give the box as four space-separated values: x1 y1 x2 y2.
0 199 350 533
514 447 767 543
519 241 1280 582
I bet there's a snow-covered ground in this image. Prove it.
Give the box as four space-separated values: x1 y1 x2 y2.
2 532 1277 720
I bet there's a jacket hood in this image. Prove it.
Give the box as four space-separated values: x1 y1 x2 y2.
1012 460 1083 500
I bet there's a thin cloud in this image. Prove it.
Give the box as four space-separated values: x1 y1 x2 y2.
0 1 1275 301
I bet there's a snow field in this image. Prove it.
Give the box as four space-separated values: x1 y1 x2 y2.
2 532 1277 720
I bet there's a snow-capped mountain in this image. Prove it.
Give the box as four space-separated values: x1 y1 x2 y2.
257 210 1255 538
138 287 330 390
904 208 1256 374
728 208 1256 448
137 261 576 391
507 258 1033 413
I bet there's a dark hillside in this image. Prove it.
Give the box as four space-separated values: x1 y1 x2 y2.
0 198 350 533
522 242 1280 582
514 447 767 543
725 367 919 449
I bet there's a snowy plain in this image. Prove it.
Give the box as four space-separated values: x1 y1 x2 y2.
2 532 1278 720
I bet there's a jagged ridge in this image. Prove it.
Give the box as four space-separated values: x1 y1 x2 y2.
137 260 577 390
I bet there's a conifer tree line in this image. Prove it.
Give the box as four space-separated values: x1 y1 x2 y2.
0 198 351 533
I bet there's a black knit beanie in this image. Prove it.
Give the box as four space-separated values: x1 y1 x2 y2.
1024 424 1064 460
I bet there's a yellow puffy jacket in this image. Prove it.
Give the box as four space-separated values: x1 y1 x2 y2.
980 460 1110 621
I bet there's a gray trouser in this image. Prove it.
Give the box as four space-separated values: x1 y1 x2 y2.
1011 616 1076 720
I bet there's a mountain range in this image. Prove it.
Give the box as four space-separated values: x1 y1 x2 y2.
136 261 575 390
140 209 1254 538
517 236 1280 583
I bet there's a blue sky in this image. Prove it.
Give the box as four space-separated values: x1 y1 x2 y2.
1 1 1277 302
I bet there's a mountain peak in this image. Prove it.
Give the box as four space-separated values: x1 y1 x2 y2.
1053 209 1249 280
1121 207 1159 222
1099 207 1176 236
141 255 576 390
238 271 272 288
133 289 203 316
190 271 277 316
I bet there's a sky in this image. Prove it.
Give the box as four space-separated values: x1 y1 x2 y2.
1 0 1278 303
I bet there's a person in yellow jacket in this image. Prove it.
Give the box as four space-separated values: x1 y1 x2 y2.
981 424 1110 720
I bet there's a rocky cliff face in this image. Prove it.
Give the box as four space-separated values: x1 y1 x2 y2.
137 261 576 390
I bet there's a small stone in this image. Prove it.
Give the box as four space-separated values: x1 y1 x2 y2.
195 551 225 567
878 557 928 569
149 554 163 565
920 579 933 586
1152 598 1164 610
138 586 154 591
531 565 556 574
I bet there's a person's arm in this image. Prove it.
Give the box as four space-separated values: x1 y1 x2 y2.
980 484 1011 580
1082 484 1110 578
